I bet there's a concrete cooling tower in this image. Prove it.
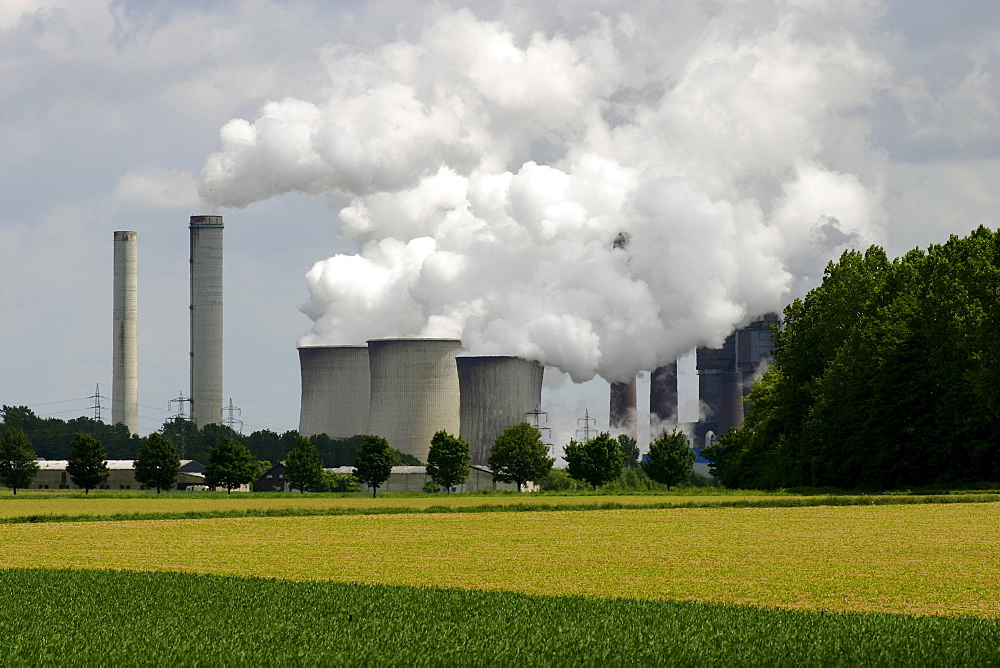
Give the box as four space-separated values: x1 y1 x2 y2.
112 231 138 434
366 338 462 462
297 345 370 438
458 356 544 467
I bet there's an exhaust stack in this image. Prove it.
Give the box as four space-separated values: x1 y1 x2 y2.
189 215 224 427
112 231 138 434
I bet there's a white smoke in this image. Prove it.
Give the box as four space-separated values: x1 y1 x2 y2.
200 2 888 383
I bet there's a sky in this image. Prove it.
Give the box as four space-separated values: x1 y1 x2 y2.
1 0 998 450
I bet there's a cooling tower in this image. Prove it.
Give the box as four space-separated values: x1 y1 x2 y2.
298 345 370 438
112 231 138 434
458 356 544 467
367 339 462 463
609 378 637 436
650 361 678 428
189 215 224 427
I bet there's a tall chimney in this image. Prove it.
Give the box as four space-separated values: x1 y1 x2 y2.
112 231 138 434
189 215 224 427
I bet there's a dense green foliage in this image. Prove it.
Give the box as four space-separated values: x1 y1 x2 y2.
0 408 366 467
353 435 395 497
489 422 554 491
316 471 361 493
617 434 640 468
134 433 180 494
204 438 261 494
643 430 695 490
0 569 997 665
1 406 138 460
426 430 470 492
565 433 625 489
67 433 109 494
285 436 324 493
0 429 39 494
704 227 1000 490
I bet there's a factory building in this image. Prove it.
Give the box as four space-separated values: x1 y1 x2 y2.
694 312 779 443
189 215 224 427
32 460 207 491
366 338 463 463
297 345 370 438
458 356 544 466
112 231 138 434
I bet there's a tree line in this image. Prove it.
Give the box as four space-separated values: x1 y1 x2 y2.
704 226 1000 490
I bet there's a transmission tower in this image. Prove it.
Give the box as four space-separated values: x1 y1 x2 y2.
525 405 554 455
168 392 192 420
222 398 243 433
575 409 596 442
89 384 106 422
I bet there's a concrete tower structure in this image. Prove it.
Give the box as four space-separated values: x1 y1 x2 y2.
458 356 544 466
367 338 462 463
298 345 370 438
189 215 224 427
650 361 678 430
112 231 138 434
609 378 638 436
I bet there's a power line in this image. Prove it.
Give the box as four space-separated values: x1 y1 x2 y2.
222 398 243 433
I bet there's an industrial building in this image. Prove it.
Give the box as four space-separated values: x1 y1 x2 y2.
32 460 207 491
326 465 522 493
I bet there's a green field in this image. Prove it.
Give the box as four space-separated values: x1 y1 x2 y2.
3 494 999 664
3 569 998 666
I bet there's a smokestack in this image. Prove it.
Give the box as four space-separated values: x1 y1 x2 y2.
112 231 138 434
298 345 370 438
458 356 544 466
366 338 462 463
717 371 745 433
650 361 678 430
189 215 224 427
609 378 637 436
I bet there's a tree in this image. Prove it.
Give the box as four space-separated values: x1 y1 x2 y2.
488 422 554 492
564 432 625 490
67 433 109 494
0 429 39 495
353 435 395 497
426 430 471 492
616 434 640 469
204 437 260 494
643 429 694 491
134 433 180 494
285 436 324 493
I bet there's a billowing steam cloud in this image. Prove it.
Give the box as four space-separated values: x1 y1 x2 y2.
200 3 887 383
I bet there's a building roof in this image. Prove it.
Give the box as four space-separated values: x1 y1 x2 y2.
35 459 204 471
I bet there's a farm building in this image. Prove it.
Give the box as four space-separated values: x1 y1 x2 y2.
32 460 207 491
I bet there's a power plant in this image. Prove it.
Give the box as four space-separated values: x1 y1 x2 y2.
297 345 370 438
112 231 138 434
189 215 224 427
366 338 463 462
458 356 544 466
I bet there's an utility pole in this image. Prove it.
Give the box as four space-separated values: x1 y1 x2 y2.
575 409 596 442
89 384 106 423
168 392 192 420
525 405 554 456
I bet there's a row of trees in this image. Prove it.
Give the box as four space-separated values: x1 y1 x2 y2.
564 430 695 491
703 226 1000 490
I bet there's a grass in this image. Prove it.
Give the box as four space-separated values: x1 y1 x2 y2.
2 504 999 617
1 568 998 666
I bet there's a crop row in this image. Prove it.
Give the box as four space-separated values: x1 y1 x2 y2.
1 568 998 666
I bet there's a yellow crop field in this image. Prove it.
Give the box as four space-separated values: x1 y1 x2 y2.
0 492 777 519
2 503 998 617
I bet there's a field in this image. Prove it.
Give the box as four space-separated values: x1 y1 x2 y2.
3 493 999 664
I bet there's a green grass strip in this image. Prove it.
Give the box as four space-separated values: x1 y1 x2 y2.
1 492 999 524
1 568 997 666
